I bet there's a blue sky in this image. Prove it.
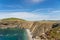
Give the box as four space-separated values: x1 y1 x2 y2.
0 0 60 21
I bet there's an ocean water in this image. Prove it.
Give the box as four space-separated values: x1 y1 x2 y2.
0 28 28 40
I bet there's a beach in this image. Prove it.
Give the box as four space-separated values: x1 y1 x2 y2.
26 29 41 40
26 29 33 40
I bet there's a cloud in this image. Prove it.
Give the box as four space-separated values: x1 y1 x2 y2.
6 5 23 8
0 9 60 21
0 12 49 21
31 0 45 3
32 8 53 13
0 4 30 12
0 4 23 9
32 8 60 14
31 8 60 20
50 10 60 13
25 0 45 4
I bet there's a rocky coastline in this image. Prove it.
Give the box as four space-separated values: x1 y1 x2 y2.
0 18 60 40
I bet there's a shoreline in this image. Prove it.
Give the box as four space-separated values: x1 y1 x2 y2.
26 29 33 40
26 29 41 40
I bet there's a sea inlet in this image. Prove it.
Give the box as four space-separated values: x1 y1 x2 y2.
0 27 28 40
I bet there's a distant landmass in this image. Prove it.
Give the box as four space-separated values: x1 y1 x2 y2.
0 18 60 40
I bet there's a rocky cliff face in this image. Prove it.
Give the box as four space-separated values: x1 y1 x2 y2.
0 18 60 40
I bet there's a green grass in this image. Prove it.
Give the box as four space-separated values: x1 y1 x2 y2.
1 18 26 21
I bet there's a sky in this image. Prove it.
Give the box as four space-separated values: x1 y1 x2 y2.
0 0 60 21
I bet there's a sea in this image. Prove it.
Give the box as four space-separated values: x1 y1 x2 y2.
0 28 28 40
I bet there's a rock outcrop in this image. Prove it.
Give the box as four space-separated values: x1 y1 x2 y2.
0 18 60 40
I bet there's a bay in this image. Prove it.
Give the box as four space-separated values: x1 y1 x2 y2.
0 28 28 40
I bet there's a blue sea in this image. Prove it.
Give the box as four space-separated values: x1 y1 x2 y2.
0 28 28 40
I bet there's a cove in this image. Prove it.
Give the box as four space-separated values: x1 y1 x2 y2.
0 28 28 40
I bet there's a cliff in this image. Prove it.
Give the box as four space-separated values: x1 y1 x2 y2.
0 18 60 40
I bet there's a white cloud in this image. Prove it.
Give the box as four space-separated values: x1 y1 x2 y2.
0 12 49 21
51 10 60 13
0 4 23 9
31 9 60 20
25 0 45 4
0 9 60 21
31 0 44 3
32 8 53 12
32 9 44 12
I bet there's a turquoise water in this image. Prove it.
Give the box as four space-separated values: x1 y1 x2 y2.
0 28 28 40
